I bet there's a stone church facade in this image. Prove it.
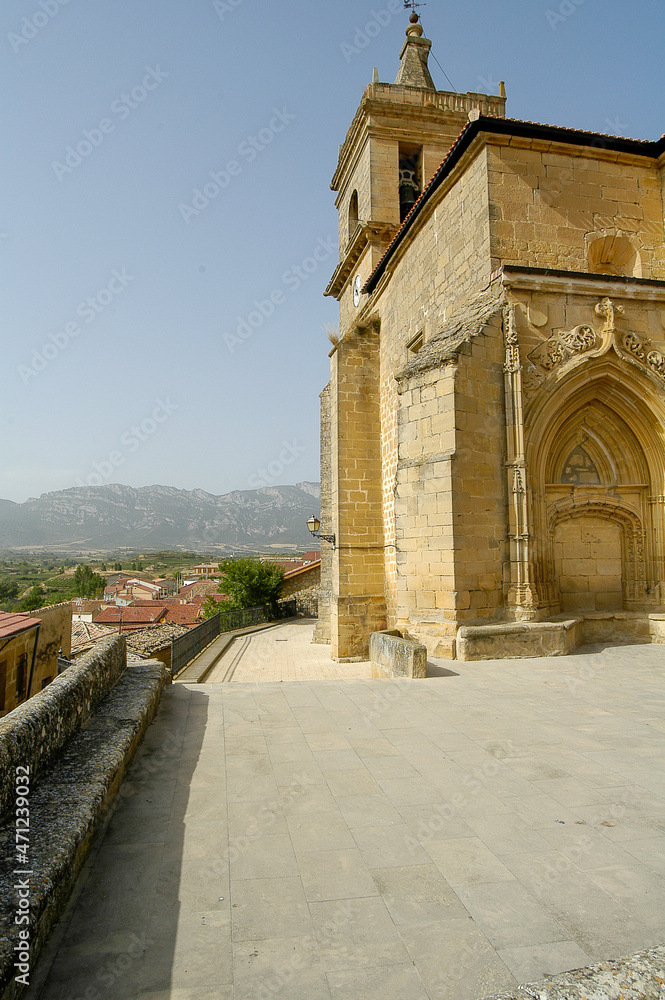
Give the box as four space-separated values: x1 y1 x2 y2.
316 15 665 661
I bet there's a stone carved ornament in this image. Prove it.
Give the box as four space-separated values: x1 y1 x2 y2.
525 297 665 389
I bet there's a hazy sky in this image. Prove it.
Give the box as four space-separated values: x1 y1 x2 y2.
2 0 663 503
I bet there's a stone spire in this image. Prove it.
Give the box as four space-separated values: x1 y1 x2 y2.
394 13 435 90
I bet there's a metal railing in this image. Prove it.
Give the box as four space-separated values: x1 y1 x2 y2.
170 598 297 678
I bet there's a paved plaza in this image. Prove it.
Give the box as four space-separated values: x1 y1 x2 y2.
26 629 665 1000
204 619 373 683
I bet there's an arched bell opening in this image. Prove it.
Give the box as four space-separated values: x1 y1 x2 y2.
348 190 359 243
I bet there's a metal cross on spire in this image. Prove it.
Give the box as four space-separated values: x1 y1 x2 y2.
404 0 426 15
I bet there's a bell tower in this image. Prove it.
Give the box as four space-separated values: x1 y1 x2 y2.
319 14 506 660
325 13 506 316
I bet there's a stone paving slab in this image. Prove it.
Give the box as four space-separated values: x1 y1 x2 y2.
24 641 665 999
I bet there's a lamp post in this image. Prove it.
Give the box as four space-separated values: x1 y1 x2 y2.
306 515 335 550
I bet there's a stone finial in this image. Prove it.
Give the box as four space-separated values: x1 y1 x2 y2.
394 17 435 90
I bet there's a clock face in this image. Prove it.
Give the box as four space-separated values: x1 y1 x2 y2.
353 274 362 307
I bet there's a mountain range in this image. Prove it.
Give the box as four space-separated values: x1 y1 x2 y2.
0 482 321 552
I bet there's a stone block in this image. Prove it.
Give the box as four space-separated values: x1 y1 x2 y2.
369 629 427 679
456 619 581 661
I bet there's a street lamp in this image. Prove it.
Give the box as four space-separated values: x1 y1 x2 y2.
307 515 336 549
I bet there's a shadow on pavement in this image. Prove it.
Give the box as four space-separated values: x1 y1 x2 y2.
25 685 210 1000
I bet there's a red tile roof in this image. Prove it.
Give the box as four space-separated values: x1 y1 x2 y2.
163 605 202 626
94 606 167 626
0 611 42 640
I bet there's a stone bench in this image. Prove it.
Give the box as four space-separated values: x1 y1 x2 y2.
0 638 169 1000
370 629 427 679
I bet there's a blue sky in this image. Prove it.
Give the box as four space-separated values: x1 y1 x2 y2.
1 0 663 503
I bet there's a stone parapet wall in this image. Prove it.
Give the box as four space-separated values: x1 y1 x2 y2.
0 636 126 821
0 647 169 1000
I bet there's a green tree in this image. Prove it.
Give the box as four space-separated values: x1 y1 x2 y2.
213 558 284 611
0 578 19 607
201 596 229 620
73 565 106 599
21 585 46 612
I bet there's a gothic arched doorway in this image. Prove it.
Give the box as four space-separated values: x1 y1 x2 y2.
525 360 665 615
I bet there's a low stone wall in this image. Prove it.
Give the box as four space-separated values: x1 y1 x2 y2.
0 636 126 820
370 629 427 679
580 611 652 646
457 620 581 661
650 615 665 643
0 639 170 1000
457 612 665 661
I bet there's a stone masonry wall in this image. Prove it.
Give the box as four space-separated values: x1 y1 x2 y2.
394 365 457 654
330 326 386 659
448 313 507 622
313 383 332 643
487 141 665 277
376 149 493 631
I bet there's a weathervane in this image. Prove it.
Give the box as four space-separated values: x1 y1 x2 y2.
404 0 426 15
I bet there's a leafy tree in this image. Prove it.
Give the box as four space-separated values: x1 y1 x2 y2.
21 585 46 612
73 565 106 599
214 558 284 611
201 595 230 620
0 578 19 607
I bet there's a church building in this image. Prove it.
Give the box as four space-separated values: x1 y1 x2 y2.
315 13 665 661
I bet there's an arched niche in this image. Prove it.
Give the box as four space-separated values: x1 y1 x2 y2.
587 233 642 278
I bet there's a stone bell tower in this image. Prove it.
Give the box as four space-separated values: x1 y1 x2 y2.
317 15 506 659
